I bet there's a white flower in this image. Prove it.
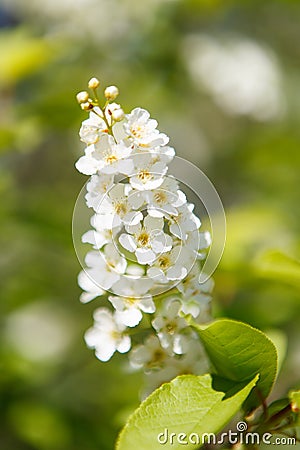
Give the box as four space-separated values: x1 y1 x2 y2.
95 135 134 175
84 243 127 290
125 108 169 149
151 145 175 164
177 266 213 319
81 227 114 250
178 265 214 298
152 299 188 354
145 176 186 218
180 295 211 320
85 308 131 362
75 134 133 176
185 230 211 257
168 203 201 240
92 183 143 229
112 276 154 297
129 153 168 191
97 243 127 272
119 215 172 265
129 335 169 371
108 294 155 327
75 145 101 175
85 173 114 211
77 269 105 303
108 275 156 327
79 108 108 145
147 245 194 283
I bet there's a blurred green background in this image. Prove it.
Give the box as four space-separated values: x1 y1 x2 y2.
0 0 299 449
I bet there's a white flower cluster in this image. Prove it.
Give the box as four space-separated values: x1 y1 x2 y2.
75 78 213 388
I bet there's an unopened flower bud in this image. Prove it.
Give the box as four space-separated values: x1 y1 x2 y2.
88 77 100 89
76 91 89 104
104 85 119 101
291 401 299 413
81 102 93 111
112 108 125 122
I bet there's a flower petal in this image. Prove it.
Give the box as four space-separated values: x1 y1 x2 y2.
119 233 137 252
117 335 131 353
139 296 156 313
117 308 143 327
135 248 156 265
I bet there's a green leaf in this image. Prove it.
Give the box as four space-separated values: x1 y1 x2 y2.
191 319 278 411
254 250 300 288
116 373 258 450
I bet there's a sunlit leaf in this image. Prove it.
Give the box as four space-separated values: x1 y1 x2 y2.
191 319 278 411
116 374 258 450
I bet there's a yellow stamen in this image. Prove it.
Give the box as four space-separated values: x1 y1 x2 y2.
125 297 137 306
138 170 153 182
137 231 150 247
114 201 127 216
158 255 170 269
131 125 144 138
154 191 167 204
105 155 118 164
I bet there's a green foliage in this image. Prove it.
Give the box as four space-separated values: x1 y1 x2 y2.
117 319 300 449
0 29 59 87
116 374 258 450
254 251 300 288
191 319 278 411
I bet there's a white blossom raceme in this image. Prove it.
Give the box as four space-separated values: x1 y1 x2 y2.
74 77 214 389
